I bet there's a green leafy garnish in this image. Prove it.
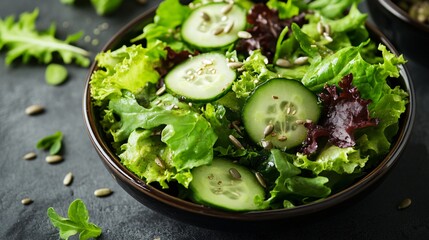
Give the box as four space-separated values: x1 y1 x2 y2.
45 64 68 85
36 131 63 155
0 9 90 66
90 0 123 16
47 199 102 240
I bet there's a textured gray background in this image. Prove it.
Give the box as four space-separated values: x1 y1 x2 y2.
1 0 429 239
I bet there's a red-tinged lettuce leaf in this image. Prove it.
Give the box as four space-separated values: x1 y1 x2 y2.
300 73 379 155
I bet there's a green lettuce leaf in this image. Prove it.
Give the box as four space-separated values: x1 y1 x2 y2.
119 129 193 188
90 42 166 106
294 145 368 175
105 92 217 171
257 149 331 209
231 50 278 99
267 0 300 19
308 0 361 19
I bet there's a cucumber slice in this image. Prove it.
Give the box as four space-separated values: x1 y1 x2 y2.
242 78 321 150
181 2 247 50
164 52 236 102
189 158 265 211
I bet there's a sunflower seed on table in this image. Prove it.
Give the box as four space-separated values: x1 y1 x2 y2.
397 197 412 210
63 172 73 186
21 198 33 205
94 188 113 197
25 104 44 116
45 155 63 164
23 152 37 160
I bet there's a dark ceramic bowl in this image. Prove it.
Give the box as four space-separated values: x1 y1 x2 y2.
83 6 415 230
367 0 429 65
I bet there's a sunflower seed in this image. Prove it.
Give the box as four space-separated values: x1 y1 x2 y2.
223 21 234 33
213 27 224 35
221 3 234 15
200 11 211 21
94 188 113 197
229 168 241 179
25 104 44 115
263 124 274 137
156 85 166 96
21 198 33 205
317 22 325 35
255 172 267 188
276 58 293 68
229 135 244 150
261 140 273 150
323 32 333 42
23 152 37 160
231 120 243 135
155 156 166 170
227 62 244 69
278 135 287 141
324 23 331 35
397 198 412 210
294 56 309 65
45 155 63 164
237 31 252 39
295 119 304 124
63 172 73 186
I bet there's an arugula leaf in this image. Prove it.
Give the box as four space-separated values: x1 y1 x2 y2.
0 9 90 66
47 199 102 240
36 131 63 155
45 64 68 85
91 0 123 16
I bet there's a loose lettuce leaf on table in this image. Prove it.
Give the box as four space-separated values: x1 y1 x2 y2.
103 92 217 171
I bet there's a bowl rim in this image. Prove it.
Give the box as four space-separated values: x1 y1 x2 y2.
377 0 429 32
82 6 416 221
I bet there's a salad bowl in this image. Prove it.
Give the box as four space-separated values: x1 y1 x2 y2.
367 0 429 65
83 1 415 229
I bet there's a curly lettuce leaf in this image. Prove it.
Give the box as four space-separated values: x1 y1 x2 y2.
90 42 166 106
104 92 217 171
119 129 193 188
267 0 300 19
231 50 278 99
308 0 361 19
257 149 331 209
0 9 89 66
295 145 368 175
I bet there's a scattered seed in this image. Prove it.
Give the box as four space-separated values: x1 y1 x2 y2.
231 120 243 135
213 27 224 35
255 172 267 188
23 152 37 160
227 62 244 69
200 11 211 21
94 188 113 197
188 102 193 107
272 95 279 99
295 119 304 124
275 58 293 68
286 106 291 115
223 21 234 33
45 155 63 164
93 28 101 35
25 104 44 116
229 135 244 150
263 124 274 137
324 23 331 35
305 119 313 124
221 3 234 15
84 35 91 42
291 109 297 115
21 198 33 205
294 56 309 65
63 172 73 186
156 85 166 96
397 198 412 210
323 32 333 42
155 156 166 170
278 135 287 141
229 168 241 179
91 39 99 46
317 22 325 35
237 31 252 39
261 140 273 150
203 59 214 65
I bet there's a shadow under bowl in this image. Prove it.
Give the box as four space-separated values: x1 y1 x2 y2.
367 0 429 66
83 6 415 230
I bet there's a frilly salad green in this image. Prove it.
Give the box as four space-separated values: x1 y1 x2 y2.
90 0 408 211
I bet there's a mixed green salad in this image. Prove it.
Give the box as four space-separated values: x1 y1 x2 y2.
90 0 408 211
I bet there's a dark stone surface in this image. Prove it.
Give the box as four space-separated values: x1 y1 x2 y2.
1 1 429 239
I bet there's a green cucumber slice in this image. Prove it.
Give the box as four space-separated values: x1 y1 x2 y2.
164 52 236 102
181 2 247 50
189 158 265 211
242 78 321 150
